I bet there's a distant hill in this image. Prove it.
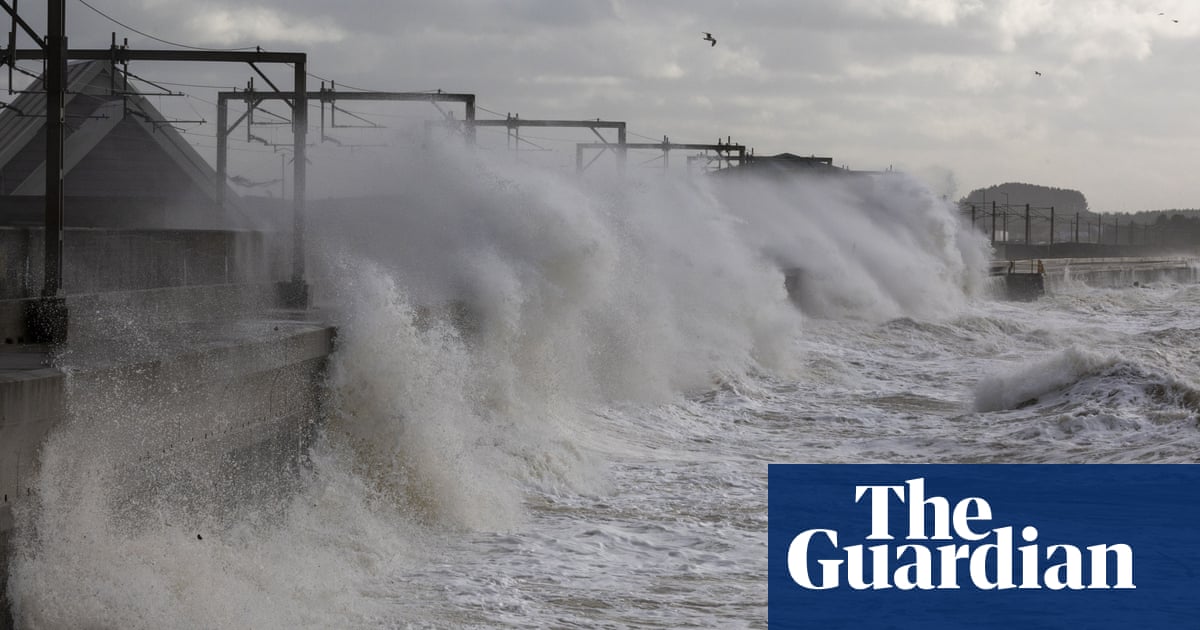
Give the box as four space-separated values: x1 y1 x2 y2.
960 183 1089 214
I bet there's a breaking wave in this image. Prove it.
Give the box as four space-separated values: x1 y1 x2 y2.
7 144 989 628
310 146 990 526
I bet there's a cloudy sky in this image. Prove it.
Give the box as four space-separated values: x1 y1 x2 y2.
6 0 1200 210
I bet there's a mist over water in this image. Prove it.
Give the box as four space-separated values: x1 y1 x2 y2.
13 143 1199 627
308 146 989 525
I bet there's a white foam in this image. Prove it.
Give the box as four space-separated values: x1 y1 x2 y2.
973 345 1118 412
7 144 994 626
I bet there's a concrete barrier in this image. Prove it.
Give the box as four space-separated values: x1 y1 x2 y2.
990 257 1199 299
1049 258 1199 288
1004 273 1045 300
993 243 1200 261
0 227 286 300
0 313 335 629
1 219 310 627
0 358 61 630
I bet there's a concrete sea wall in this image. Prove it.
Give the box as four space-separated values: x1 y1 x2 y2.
0 317 334 629
1 227 285 302
1047 257 1199 288
0 224 328 628
992 243 1200 261
987 257 1198 300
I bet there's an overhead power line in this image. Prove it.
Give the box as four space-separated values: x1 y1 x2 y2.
476 104 505 117
75 0 259 51
628 130 663 142
301 69 374 92
134 77 239 91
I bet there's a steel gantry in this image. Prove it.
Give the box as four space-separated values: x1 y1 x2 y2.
575 136 746 175
471 113 627 173
5 1 313 328
216 86 476 207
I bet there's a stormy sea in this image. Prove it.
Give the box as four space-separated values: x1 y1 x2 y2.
8 145 1200 628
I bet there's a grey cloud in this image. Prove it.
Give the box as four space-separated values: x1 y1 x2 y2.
5 0 1199 210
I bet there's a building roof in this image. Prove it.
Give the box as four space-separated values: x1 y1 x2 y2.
0 61 249 228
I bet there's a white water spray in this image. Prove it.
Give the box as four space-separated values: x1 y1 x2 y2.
8 143 990 627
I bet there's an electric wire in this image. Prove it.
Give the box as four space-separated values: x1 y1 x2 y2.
75 0 259 51
476 104 507 118
131 78 239 91
10 63 43 81
250 49 385 93
299 69 374 92
628 130 664 142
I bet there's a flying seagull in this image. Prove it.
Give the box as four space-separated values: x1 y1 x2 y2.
1034 70 1042 76
702 32 717 47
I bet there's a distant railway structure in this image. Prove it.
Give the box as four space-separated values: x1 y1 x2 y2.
216 84 477 207
575 135 747 176
1 0 755 341
473 113 628 173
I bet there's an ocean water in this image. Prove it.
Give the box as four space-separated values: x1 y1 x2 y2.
8 148 1200 628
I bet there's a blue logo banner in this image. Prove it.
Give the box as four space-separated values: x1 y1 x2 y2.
768 465 1200 629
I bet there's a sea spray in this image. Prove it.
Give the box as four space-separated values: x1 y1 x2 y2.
307 144 995 521
8 361 420 628
717 171 991 321
310 158 808 527
322 264 531 529
6 142 996 627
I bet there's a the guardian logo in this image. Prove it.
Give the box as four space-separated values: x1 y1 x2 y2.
787 478 1135 591
769 465 1199 629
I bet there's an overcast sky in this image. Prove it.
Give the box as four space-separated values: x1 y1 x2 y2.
6 0 1200 211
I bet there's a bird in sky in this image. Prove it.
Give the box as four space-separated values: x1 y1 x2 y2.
1034 70 1042 76
702 32 717 47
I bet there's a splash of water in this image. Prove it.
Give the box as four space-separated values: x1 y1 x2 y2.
309 146 990 525
8 144 989 626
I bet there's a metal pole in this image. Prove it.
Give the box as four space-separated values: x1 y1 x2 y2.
990 200 996 244
1075 212 1079 243
1024 203 1031 245
617 124 627 175
1050 206 1055 245
464 96 475 146
24 0 70 343
290 59 308 305
216 95 228 206
43 0 65 298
